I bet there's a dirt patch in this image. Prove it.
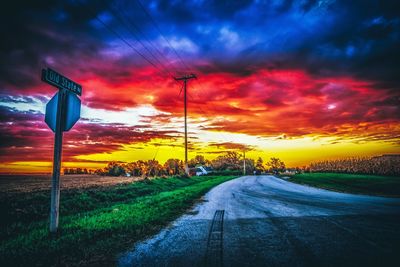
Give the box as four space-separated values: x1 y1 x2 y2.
0 174 143 193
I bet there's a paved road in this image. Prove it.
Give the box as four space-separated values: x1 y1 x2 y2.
118 175 400 267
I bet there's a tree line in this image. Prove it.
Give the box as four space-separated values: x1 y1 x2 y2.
64 153 399 177
64 168 93 175
87 152 287 177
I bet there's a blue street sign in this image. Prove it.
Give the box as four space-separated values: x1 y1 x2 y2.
45 91 81 132
64 91 81 131
42 68 82 96
45 92 58 132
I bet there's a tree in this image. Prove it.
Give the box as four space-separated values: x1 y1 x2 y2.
188 155 209 167
94 168 105 175
164 158 184 175
266 157 286 173
255 157 265 173
125 161 144 177
145 159 163 177
104 161 125 176
135 160 147 176
211 151 242 170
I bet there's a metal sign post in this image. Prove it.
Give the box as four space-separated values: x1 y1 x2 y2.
50 88 66 233
42 68 82 234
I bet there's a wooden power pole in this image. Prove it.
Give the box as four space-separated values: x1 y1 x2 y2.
174 74 197 176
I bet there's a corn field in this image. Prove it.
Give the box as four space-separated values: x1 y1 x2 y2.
309 155 400 176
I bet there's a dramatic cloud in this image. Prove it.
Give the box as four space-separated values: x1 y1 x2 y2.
1 0 399 171
0 106 180 163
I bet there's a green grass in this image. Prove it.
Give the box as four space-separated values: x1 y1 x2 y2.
288 173 400 197
0 175 237 266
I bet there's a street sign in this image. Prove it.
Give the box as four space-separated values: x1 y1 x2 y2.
64 92 81 131
41 67 82 234
42 68 82 96
45 91 81 132
45 92 59 132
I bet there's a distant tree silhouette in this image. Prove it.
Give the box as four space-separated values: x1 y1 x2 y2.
255 157 265 173
164 159 185 175
104 162 125 176
266 157 286 173
211 151 242 170
188 155 209 167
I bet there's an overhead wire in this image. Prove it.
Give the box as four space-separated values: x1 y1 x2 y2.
88 1 248 156
130 2 238 146
103 4 174 78
111 2 179 73
134 0 193 73
92 14 168 77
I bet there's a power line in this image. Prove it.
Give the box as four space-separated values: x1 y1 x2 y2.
105 4 174 78
111 2 179 74
132 3 242 146
87 2 248 157
93 15 168 77
80 1 175 79
129 2 231 149
134 0 192 73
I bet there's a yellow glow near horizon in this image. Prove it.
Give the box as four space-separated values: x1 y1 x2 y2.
0 161 104 174
1 132 398 173
72 133 399 168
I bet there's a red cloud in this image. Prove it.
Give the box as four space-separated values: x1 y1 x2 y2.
2 61 399 167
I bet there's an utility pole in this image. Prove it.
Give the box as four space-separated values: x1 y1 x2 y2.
174 74 197 176
243 150 246 176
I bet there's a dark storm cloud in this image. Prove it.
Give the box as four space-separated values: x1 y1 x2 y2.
153 0 254 23
299 1 400 89
1 0 400 105
0 0 110 89
240 0 400 90
2 0 399 89
174 0 399 91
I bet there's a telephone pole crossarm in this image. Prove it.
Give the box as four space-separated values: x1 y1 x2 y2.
174 73 197 81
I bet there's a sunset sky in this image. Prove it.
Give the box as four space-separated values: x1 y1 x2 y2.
1 0 399 173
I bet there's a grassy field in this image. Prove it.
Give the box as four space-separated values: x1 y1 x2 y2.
288 172 400 197
0 175 237 266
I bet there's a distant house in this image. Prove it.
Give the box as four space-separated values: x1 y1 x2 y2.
193 166 213 176
282 169 297 175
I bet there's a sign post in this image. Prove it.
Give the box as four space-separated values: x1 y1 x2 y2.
50 88 66 233
42 68 82 234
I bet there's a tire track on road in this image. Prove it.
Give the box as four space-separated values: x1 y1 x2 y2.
204 210 225 267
